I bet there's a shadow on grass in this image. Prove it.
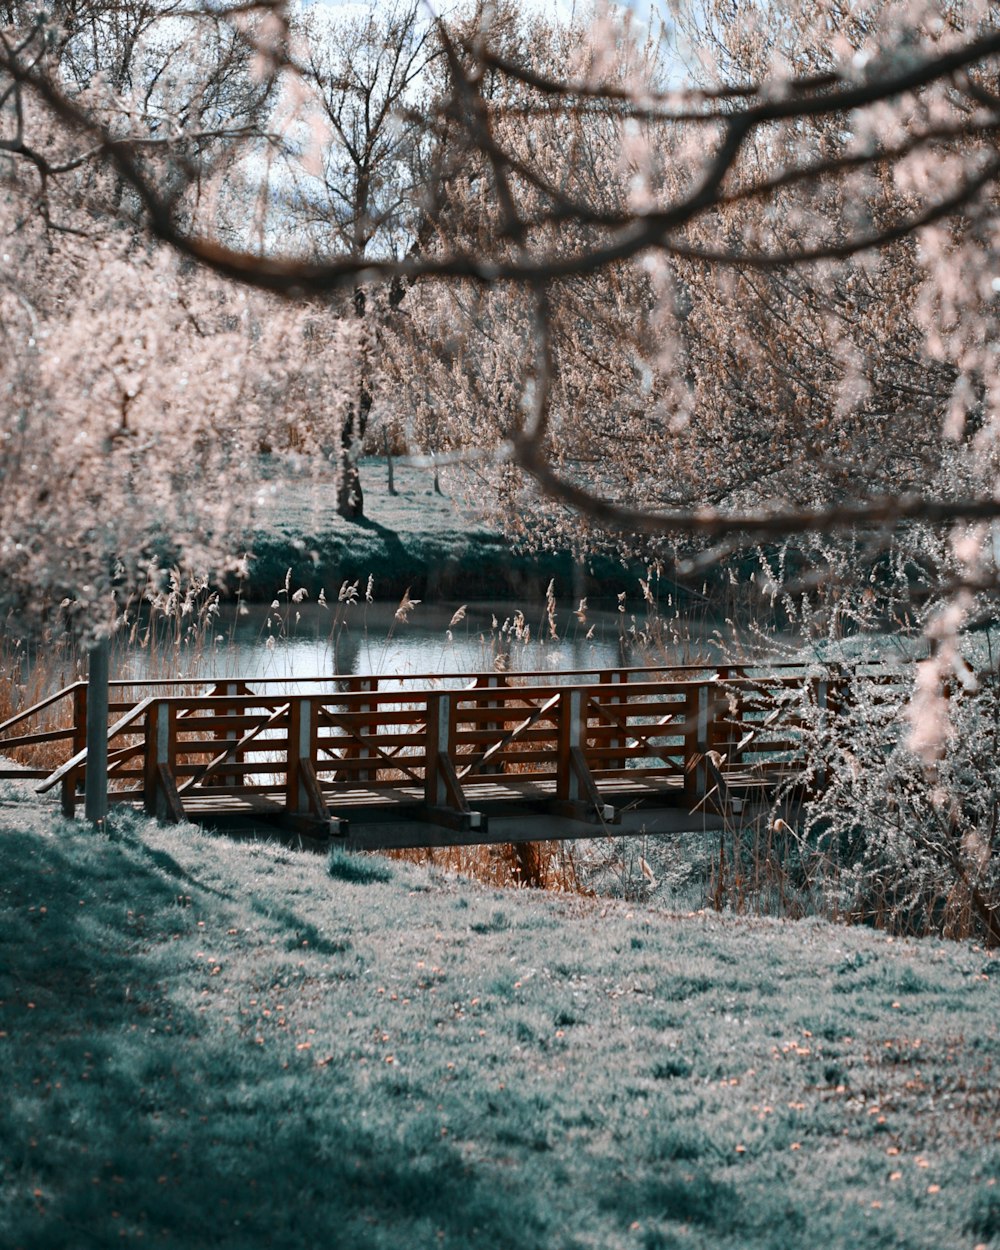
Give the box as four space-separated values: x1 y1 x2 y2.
0 825 550 1249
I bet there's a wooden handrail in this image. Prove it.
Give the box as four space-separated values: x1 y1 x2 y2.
37 697 155 793
0 682 85 737
95 658 885 694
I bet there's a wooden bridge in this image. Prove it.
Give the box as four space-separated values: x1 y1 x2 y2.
0 663 897 848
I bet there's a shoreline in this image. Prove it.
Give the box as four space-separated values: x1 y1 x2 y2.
239 459 670 605
243 521 646 603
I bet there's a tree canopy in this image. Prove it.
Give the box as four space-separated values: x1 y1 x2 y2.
4 0 1000 620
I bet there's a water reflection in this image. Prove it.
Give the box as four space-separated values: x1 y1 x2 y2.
117 601 725 685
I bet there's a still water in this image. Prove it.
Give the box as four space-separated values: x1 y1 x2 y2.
116 600 725 685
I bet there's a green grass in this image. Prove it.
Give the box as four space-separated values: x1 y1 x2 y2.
0 792 998 1249
244 457 643 603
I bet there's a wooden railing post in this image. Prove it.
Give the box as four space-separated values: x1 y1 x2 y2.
210 681 247 789
144 701 183 823
84 639 109 824
61 682 87 819
684 682 710 805
287 698 317 815
601 669 627 770
553 687 616 823
423 693 481 831
343 677 378 783
719 667 744 769
358 677 377 782
424 692 450 811
813 674 828 794
481 674 505 774
556 688 584 803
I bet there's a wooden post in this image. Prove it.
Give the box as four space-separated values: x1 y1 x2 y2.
813 675 828 794
482 674 505 775
556 688 584 804
423 693 481 831
683 683 709 805
212 681 245 788
84 638 109 824
720 667 743 769
553 688 615 823
61 682 87 819
278 697 336 834
357 677 376 783
144 701 183 824
286 698 317 815
424 692 450 811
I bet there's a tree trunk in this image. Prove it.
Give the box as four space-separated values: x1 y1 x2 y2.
336 453 365 519
336 400 367 520
337 295 372 520
384 428 398 496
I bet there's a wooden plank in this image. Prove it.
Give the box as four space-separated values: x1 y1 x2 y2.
38 697 155 793
458 692 561 779
168 714 291 734
317 728 427 750
317 708 430 727
587 765 685 779
0 728 76 750
0 682 83 737
586 744 683 762
169 738 290 756
453 725 562 744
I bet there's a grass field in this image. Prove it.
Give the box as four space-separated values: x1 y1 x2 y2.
244 458 644 603
1 787 997 1249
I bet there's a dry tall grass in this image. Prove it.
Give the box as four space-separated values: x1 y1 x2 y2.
386 838 586 892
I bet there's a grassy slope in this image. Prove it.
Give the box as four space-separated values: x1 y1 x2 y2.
1 794 998 1250
245 460 637 603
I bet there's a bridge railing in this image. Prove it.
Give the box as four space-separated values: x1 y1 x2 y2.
12 661 919 825
108 672 855 826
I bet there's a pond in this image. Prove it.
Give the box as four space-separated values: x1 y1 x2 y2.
114 599 730 686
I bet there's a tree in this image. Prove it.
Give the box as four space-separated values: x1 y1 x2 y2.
6 0 1000 573
0 0 384 619
276 1 439 518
